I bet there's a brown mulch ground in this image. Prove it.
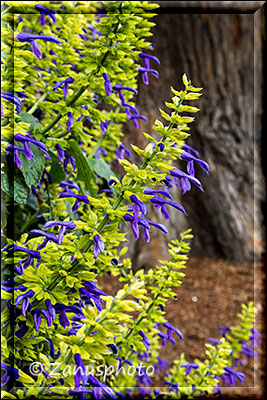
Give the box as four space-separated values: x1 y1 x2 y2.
99 257 266 399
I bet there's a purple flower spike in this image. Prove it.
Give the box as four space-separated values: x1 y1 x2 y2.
59 309 70 329
59 192 89 212
53 77 74 99
100 120 109 135
1 91 22 113
87 374 116 399
103 73 112 96
181 150 210 176
139 52 160 65
150 196 187 219
93 234 105 259
115 143 131 164
17 32 61 60
180 362 199 376
139 330 150 351
170 168 204 194
223 367 245 385
182 143 200 158
74 353 87 388
130 194 147 216
67 112 73 131
144 188 173 200
35 4 56 25
163 322 183 341
129 109 147 129
138 67 159 85
16 289 35 316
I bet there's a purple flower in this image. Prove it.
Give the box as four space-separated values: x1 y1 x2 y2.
35 4 56 25
139 330 150 351
159 143 165 152
80 281 108 311
163 322 183 341
53 77 74 98
93 234 105 259
100 120 109 135
95 147 106 159
29 229 58 249
3 244 41 260
113 84 137 108
59 180 80 192
206 338 220 346
103 73 112 96
149 195 187 220
1 91 22 113
11 133 50 164
155 357 170 374
217 325 231 338
180 362 199 376
45 299 56 326
115 144 131 163
223 367 245 386
170 168 204 194
31 308 47 331
144 188 172 200
250 328 261 347
43 220 76 244
182 143 200 157
129 109 147 129
113 84 137 97
59 192 89 212
2 244 41 273
55 145 76 172
17 32 61 60
74 353 87 388
138 52 160 85
67 111 74 131
1 363 19 382
87 374 116 399
130 194 147 216
139 52 160 66
123 213 168 243
240 341 257 360
138 67 159 85
16 289 35 316
181 151 210 176
59 309 70 329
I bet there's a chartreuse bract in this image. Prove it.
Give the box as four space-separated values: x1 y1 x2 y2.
1 1 259 399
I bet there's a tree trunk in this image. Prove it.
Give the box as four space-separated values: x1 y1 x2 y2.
123 3 264 267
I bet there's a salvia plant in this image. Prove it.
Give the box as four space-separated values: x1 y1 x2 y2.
1 1 260 399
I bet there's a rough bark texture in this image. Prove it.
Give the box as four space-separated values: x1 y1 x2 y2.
123 3 264 267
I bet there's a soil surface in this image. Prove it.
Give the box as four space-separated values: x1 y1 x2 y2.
99 256 266 399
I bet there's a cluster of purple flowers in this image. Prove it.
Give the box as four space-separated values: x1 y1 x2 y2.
1 91 23 115
103 73 147 129
138 52 160 85
6 133 50 169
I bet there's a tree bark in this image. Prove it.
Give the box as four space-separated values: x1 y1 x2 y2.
123 3 264 266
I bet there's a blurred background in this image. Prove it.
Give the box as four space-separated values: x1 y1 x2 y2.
122 0 266 269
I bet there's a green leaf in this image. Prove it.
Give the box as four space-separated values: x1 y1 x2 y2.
87 157 118 182
49 152 65 183
18 112 37 131
1 197 7 230
67 140 96 195
2 168 28 205
18 142 45 187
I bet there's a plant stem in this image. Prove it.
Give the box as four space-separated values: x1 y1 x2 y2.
28 91 49 115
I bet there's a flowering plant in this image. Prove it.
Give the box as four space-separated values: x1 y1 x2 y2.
1 1 260 399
